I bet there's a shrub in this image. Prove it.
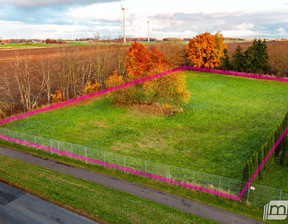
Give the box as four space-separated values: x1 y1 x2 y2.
50 90 64 104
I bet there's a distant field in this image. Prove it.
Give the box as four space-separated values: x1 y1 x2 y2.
224 40 253 43
0 42 114 47
0 43 62 47
3 71 288 179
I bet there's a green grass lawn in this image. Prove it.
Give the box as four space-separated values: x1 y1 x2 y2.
0 154 217 224
256 163 288 192
2 71 288 179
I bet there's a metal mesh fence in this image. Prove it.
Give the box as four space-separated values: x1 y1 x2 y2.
0 127 286 207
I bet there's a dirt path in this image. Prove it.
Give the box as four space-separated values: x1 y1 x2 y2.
0 146 265 224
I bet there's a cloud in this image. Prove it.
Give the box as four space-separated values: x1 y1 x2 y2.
0 0 117 8
148 10 288 38
0 0 288 39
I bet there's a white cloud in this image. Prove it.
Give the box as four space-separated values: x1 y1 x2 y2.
223 23 257 37
0 0 288 39
0 0 116 7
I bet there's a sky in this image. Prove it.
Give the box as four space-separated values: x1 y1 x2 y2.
0 0 288 39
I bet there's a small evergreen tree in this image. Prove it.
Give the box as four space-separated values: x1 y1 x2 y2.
242 161 250 182
244 39 270 74
219 48 232 70
280 135 288 166
231 45 245 72
258 146 265 179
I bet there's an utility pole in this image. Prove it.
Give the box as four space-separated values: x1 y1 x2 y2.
147 21 150 42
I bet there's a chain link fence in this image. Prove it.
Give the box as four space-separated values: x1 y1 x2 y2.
0 127 286 207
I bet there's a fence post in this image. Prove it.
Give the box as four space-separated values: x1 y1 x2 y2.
34 136 37 144
21 133 23 140
247 186 250 204
8 130 11 138
280 190 282 200
218 177 222 193
168 166 171 180
192 171 195 185
145 160 147 174
57 140 60 155
104 151 106 166
123 156 126 173
84 147 87 163
50 139 53 154
70 143 73 153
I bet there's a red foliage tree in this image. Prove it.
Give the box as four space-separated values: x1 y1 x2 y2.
106 42 190 114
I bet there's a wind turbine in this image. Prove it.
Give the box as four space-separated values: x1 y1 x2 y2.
120 1 128 43
147 21 150 42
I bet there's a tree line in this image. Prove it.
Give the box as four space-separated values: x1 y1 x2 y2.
0 33 285 119
221 40 270 74
0 42 190 118
186 32 270 74
0 45 127 117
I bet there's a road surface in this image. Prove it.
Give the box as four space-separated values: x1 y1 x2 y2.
0 181 98 224
0 146 265 224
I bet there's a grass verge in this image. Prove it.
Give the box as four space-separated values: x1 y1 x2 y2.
0 152 217 224
1 139 280 223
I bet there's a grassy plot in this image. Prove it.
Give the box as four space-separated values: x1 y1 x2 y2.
0 154 217 224
256 163 288 192
3 71 288 179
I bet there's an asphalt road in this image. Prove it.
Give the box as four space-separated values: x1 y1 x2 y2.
0 181 98 224
0 146 265 224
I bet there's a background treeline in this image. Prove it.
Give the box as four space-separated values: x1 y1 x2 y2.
1 39 288 118
220 39 270 74
0 43 185 117
242 112 288 182
0 45 126 116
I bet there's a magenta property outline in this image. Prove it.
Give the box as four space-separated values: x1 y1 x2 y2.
0 66 288 201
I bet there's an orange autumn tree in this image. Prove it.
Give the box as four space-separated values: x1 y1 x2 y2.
186 32 227 69
82 81 100 95
106 42 190 113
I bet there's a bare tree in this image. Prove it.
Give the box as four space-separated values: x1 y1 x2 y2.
13 55 46 111
0 72 16 116
38 57 54 104
92 45 115 89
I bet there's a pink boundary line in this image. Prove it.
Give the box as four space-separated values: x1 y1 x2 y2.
0 66 288 201
0 134 239 200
